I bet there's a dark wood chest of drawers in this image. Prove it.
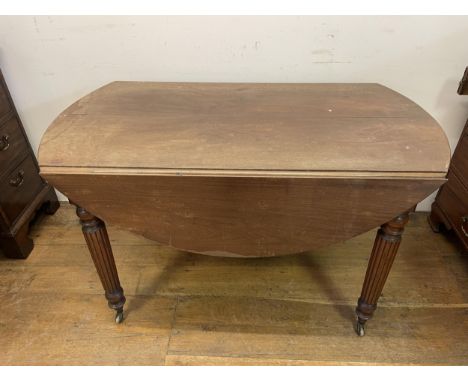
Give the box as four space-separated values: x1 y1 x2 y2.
0 69 59 259
429 66 468 251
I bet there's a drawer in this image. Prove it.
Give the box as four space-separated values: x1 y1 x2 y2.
0 81 11 118
0 117 29 174
438 173 468 248
0 155 44 225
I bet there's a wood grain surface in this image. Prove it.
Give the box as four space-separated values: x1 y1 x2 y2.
43 174 444 257
38 82 450 175
1 203 467 365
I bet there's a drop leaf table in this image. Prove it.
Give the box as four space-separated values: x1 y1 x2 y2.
38 82 450 335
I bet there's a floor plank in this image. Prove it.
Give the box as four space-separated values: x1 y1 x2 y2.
168 295 468 365
0 202 467 365
0 293 176 365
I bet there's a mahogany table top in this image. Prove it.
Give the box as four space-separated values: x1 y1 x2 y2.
39 82 450 178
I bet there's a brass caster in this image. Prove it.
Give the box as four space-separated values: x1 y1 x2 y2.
355 320 365 337
115 310 124 324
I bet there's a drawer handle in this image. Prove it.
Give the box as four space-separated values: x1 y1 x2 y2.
0 134 9 151
462 216 468 238
9 169 25 188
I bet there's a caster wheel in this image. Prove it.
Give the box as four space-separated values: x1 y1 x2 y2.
115 310 124 324
355 320 365 337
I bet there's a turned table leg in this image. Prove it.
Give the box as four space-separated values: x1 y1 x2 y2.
355 211 410 336
75 206 126 323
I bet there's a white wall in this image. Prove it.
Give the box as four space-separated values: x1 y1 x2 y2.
1 16 467 209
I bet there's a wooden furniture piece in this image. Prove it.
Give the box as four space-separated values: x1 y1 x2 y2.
429 67 468 251
38 82 450 335
0 69 59 259
458 66 468 95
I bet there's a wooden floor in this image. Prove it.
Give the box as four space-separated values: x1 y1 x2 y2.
1 203 468 365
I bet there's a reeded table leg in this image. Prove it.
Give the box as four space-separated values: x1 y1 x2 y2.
355 211 410 336
76 206 126 323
